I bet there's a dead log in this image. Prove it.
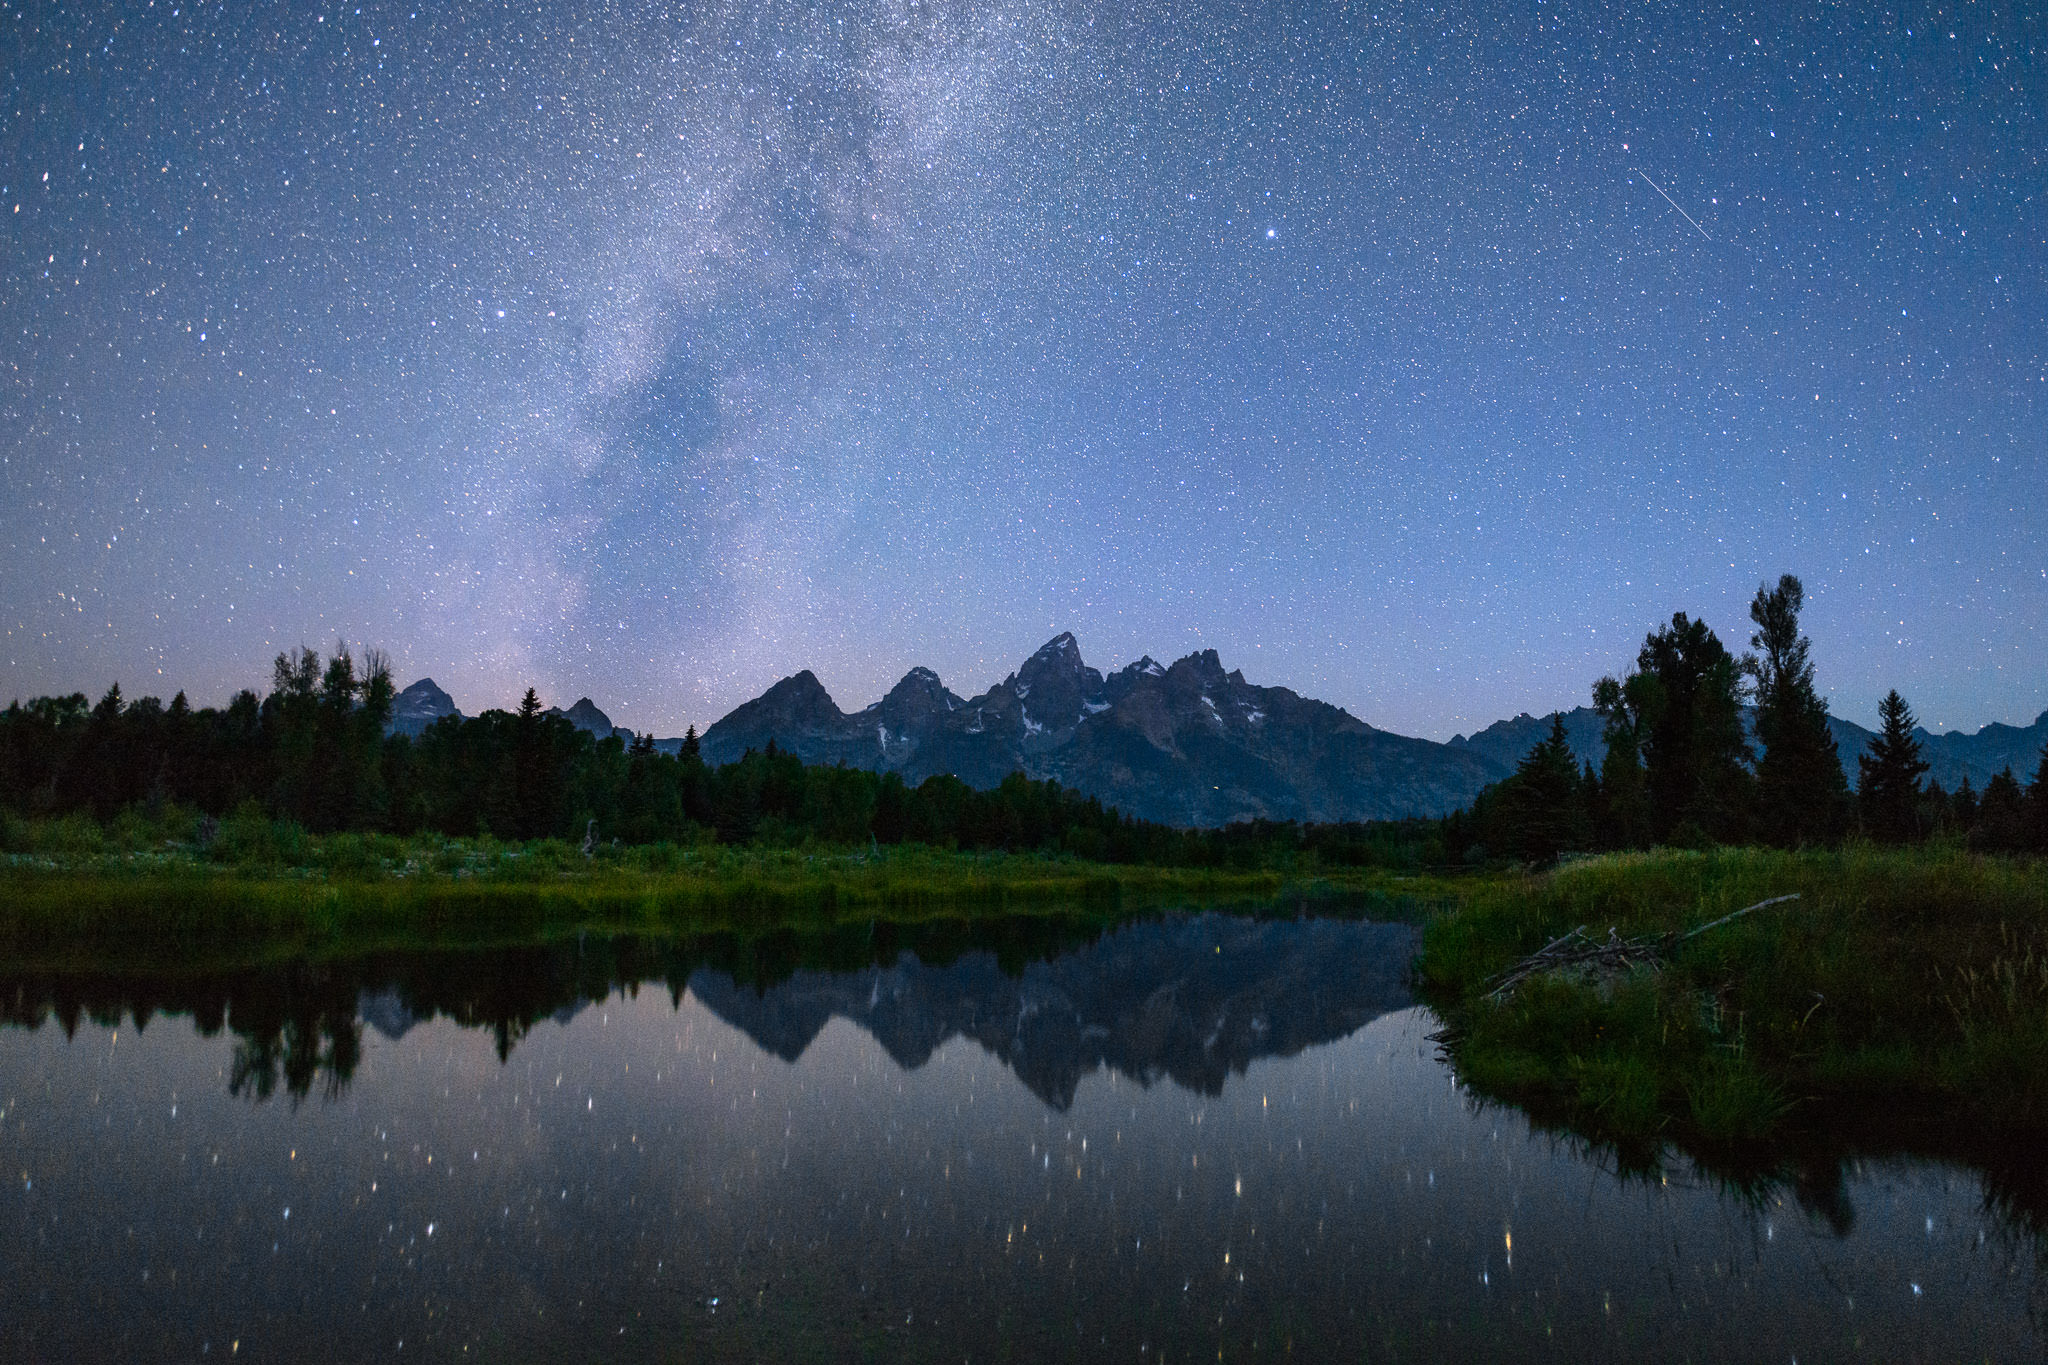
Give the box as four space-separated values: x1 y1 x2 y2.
1481 894 1799 1003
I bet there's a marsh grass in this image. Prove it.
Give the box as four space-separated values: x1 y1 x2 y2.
1420 843 2048 1151
0 811 1431 971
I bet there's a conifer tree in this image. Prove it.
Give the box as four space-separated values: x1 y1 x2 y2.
1973 768 2027 853
1951 776 1979 832
1591 673 1650 847
1745 575 1849 845
1495 713 1587 864
1857 690 1928 842
1604 613 1753 844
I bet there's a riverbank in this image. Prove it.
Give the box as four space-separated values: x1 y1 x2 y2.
0 820 1442 970
1417 844 2048 1153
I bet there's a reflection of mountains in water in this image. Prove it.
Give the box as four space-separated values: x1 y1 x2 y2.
687 915 1418 1110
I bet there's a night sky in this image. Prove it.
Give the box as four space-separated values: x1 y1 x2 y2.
3 0 2041 740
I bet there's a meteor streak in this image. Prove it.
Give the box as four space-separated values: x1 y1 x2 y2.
1634 168 1712 240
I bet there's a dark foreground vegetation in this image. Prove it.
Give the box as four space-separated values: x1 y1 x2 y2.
1419 845 2048 1161
1419 578 2048 1180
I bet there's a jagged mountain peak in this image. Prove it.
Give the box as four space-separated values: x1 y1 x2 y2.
883 665 950 697
1171 648 1228 682
387 677 464 737
870 666 963 728
545 697 616 739
762 669 835 706
1028 631 1082 663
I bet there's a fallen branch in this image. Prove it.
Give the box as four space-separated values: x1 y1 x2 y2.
1482 894 1800 1003
1676 893 1800 942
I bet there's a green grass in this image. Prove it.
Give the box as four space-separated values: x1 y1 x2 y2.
1418 843 2048 1155
0 810 1442 971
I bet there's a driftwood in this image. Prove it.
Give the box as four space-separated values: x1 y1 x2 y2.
1481 894 1799 1003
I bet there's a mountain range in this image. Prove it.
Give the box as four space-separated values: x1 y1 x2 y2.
696 633 1504 823
387 635 2048 826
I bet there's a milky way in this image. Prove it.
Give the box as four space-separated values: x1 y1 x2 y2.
3 0 2042 738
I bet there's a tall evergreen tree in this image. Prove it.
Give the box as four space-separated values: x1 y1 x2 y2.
511 688 550 839
1590 673 1653 847
1494 713 1588 864
1857 689 1928 842
1973 768 2027 853
1600 613 1753 844
1590 674 1650 847
1745 575 1849 845
1951 776 1979 832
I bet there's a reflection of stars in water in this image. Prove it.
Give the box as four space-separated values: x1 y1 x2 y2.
1 0 2042 741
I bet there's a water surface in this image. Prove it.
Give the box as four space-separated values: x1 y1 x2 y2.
3 913 2040 1360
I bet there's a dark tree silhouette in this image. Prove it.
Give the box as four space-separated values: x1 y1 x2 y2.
1972 768 2028 853
1745 575 1849 846
1600 612 1752 844
1591 673 1651 848
1857 690 1929 843
1494 713 1589 864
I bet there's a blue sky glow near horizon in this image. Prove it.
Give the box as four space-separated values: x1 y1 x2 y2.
3 0 2043 740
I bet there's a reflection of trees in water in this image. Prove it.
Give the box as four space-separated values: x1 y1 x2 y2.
1458 1084 2048 1274
0 914 1116 1102
7 913 2046 1269
230 1011 361 1102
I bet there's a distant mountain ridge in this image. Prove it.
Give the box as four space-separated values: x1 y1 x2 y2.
700 633 1502 823
388 640 2046 826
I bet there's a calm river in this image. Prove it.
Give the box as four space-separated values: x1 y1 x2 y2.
2 913 2040 1361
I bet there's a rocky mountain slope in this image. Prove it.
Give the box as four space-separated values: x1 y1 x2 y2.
700 633 1503 823
386 678 462 737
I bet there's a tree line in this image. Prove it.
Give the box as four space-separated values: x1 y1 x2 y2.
0 646 1423 867
6 580 2044 869
1450 575 2048 864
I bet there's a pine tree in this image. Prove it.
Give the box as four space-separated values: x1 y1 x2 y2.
1857 690 1928 842
1614 613 1753 844
1951 776 1979 832
1591 673 1650 847
1494 713 1587 864
1745 575 1850 846
1974 768 2027 853
680 724 701 763
512 688 550 839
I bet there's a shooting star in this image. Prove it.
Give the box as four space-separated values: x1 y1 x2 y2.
1634 168 1712 240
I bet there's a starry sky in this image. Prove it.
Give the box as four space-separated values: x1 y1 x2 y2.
3 0 2042 740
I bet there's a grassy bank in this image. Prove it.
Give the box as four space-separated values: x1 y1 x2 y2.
1417 844 2048 1154
0 814 1438 971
